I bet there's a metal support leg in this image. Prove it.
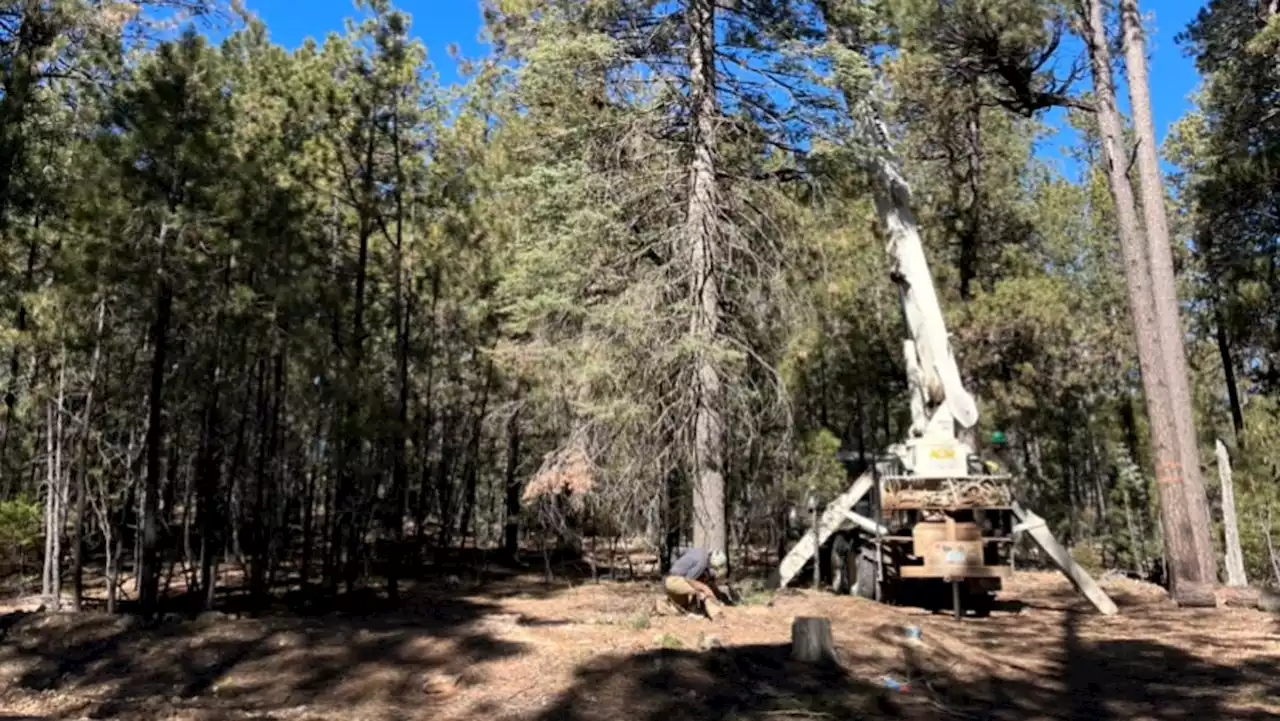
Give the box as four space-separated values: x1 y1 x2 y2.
952 581 962 621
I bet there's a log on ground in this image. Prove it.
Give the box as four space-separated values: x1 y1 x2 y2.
1215 586 1260 609
1172 582 1218 608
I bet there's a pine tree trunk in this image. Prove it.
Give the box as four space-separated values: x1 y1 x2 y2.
1119 0 1218 587
266 348 285 595
1214 302 1244 435
686 0 726 556
51 352 66 611
503 402 523 559
457 362 494 551
197 374 224 610
387 96 411 600
1082 0 1208 602
71 299 105 612
300 414 318 592
42 401 55 608
141 271 173 620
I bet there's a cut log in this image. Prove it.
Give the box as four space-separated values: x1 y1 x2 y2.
791 616 838 665
1216 586 1260 609
1012 502 1118 615
1172 583 1218 608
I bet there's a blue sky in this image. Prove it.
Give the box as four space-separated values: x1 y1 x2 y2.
241 0 1206 175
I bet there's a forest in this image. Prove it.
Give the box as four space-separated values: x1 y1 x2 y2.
1 1 1280 719
0 0 1278 621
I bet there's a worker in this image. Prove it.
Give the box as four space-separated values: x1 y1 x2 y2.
664 547 728 619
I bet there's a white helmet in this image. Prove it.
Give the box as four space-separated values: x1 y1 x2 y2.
710 550 728 571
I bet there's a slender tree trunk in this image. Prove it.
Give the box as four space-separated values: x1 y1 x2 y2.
457 362 494 550
265 348 285 596
71 299 105 612
1122 485 1145 574
1082 0 1209 603
300 413 320 592
140 263 173 619
42 401 56 608
959 90 982 301
414 266 441 555
388 136 410 600
436 407 460 554
503 401 523 559
50 352 67 610
250 356 270 606
1119 0 1217 587
1214 302 1245 436
686 0 726 556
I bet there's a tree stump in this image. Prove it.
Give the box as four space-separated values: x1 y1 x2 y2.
1258 589 1280 615
791 617 837 665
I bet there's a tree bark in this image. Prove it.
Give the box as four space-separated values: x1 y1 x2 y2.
503 401 523 559
1119 0 1218 587
457 361 494 550
414 265 441 555
250 355 270 606
1214 303 1245 435
42 401 57 609
71 299 105 612
686 0 727 556
387 94 411 601
791 617 838 665
1081 0 1208 602
141 270 173 620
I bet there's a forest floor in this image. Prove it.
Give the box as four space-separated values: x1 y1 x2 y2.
0 569 1277 721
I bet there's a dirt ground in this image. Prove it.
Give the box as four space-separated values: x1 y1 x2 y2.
0 571 1277 721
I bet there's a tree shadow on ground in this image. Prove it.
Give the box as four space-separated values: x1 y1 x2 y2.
529 644 899 721
0 580 538 719
532 608 1280 721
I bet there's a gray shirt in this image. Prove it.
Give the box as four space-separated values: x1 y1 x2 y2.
669 548 710 580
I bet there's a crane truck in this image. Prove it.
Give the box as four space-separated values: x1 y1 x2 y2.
774 97 1118 619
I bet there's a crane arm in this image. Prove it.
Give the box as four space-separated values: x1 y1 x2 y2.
862 110 979 433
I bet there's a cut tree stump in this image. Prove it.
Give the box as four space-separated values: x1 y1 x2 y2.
1258 589 1280 614
791 617 838 665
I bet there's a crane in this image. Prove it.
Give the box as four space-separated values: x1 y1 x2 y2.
773 96 1117 617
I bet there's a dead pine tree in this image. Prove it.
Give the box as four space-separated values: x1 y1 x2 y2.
1214 440 1247 588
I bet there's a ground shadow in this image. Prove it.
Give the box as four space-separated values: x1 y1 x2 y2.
0 581 533 719
531 644 899 721
533 608 1280 721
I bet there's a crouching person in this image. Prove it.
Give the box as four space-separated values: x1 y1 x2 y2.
664 548 728 619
